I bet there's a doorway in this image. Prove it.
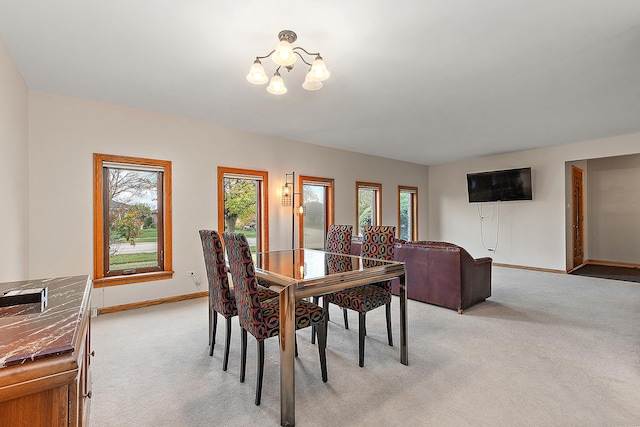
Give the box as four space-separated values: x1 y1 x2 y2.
571 166 584 269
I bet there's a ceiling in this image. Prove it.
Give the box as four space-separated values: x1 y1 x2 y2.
1 1 639 166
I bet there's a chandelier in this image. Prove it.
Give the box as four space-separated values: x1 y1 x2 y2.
246 30 331 95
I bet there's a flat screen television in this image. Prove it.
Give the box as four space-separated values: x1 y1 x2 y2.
467 167 532 202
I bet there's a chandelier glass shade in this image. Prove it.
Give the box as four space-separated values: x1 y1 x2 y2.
267 70 287 95
302 73 322 91
246 30 330 94
246 60 269 85
309 56 330 81
273 40 296 67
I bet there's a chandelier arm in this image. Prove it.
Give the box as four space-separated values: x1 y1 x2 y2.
292 46 320 57
255 50 276 61
294 51 313 67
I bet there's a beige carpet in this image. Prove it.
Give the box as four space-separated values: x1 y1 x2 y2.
89 266 640 426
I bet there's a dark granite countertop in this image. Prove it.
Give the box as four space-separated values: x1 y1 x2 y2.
0 276 91 368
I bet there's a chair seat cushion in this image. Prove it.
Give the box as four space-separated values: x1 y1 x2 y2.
229 285 278 302
221 286 278 320
256 286 279 300
256 277 279 290
259 298 326 339
211 292 237 319
324 284 391 313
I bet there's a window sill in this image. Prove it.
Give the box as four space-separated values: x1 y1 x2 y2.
93 270 174 288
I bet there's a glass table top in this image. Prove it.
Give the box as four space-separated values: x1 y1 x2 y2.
253 249 405 295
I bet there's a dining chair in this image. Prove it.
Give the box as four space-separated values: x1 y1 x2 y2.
311 224 353 344
323 225 396 367
222 232 328 405
199 230 277 370
325 224 353 254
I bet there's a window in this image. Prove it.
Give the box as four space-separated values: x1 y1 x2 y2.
356 181 382 236
398 186 418 241
93 153 173 287
298 176 334 250
217 167 269 253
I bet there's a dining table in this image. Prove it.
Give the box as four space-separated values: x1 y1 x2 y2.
253 248 408 427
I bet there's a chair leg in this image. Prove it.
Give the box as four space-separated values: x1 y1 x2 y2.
295 334 298 358
223 317 232 371
209 309 217 356
363 312 367 336
358 312 366 367
255 340 264 406
240 328 247 383
311 296 319 344
315 320 328 382
386 302 393 346
325 305 330 345
343 308 349 329
323 298 330 322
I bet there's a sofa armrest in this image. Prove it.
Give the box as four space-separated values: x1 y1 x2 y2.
460 252 492 309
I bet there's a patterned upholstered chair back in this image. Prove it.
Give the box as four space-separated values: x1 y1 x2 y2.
326 224 353 255
361 225 396 261
199 230 236 318
222 232 267 340
362 226 396 291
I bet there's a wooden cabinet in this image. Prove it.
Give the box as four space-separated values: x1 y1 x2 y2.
0 276 92 427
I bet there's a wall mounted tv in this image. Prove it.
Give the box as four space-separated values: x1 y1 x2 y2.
467 167 532 202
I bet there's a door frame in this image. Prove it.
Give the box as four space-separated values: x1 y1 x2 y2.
570 165 585 270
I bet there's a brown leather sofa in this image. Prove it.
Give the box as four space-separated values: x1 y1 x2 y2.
351 239 492 313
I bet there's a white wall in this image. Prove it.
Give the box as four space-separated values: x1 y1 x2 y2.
0 37 29 282
27 91 429 309
586 154 640 264
15 58 640 304
429 133 640 271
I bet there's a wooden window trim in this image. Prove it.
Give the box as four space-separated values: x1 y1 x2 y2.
297 175 335 249
93 153 173 288
356 181 382 235
398 186 418 241
217 167 269 252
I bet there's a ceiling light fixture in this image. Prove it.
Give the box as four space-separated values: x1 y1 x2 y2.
246 30 330 95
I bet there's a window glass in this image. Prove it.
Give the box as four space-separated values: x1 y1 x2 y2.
223 177 259 253
218 167 269 253
399 186 418 241
302 184 327 249
356 182 381 235
106 167 162 274
298 176 334 250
